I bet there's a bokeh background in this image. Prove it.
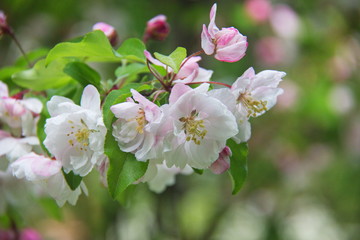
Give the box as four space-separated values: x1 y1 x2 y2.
1 0 360 239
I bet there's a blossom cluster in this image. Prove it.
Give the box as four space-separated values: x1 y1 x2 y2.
0 3 285 207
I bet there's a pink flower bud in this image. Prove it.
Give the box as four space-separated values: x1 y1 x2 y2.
20 228 42 240
92 22 118 46
210 146 232 174
144 15 170 42
0 10 12 36
201 4 248 62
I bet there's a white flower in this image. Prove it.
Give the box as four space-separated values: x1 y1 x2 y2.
111 89 164 161
44 85 106 177
10 152 87 206
231 67 285 120
163 83 238 169
141 161 193 193
0 130 39 162
0 82 42 134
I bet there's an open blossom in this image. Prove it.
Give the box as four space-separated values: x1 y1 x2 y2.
0 130 39 162
92 22 118 46
201 4 248 62
111 89 164 161
144 50 213 84
144 15 170 42
44 85 106 177
10 152 86 206
230 67 285 120
142 161 193 193
163 83 238 169
0 82 42 133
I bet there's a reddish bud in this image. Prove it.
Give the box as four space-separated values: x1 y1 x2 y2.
92 22 118 46
0 10 12 36
210 146 232 174
144 15 170 42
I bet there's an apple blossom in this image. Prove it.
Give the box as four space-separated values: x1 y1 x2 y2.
0 130 39 162
143 15 170 42
44 85 107 177
163 83 238 169
201 4 248 62
0 82 42 132
144 50 213 84
10 152 86 206
230 67 285 121
111 89 164 161
92 22 118 46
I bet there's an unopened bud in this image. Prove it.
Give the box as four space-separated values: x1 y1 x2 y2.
144 15 170 42
92 22 118 46
210 146 232 174
0 10 12 36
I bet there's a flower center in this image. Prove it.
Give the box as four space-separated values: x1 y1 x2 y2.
237 92 268 117
135 108 147 134
67 119 96 151
179 110 207 145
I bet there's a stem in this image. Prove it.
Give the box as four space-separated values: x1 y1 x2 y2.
152 90 166 102
186 81 232 88
178 49 204 71
8 32 32 68
146 60 171 92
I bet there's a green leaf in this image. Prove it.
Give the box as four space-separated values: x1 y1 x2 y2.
117 38 146 62
46 30 121 64
154 47 187 73
105 132 148 201
115 63 148 83
192 168 204 175
15 48 49 67
12 59 74 91
62 169 83 191
64 62 101 89
37 110 51 157
227 140 248 195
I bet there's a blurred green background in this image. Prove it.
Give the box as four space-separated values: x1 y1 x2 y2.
1 0 360 239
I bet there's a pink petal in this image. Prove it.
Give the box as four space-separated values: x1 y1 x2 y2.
169 83 192 105
201 25 215 55
215 39 248 62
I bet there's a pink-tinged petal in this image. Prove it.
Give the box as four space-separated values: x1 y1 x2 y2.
176 56 201 79
110 102 139 118
208 3 219 37
10 152 61 181
0 130 11 139
201 24 215 55
215 27 239 46
252 87 283 110
144 50 166 67
194 67 213 82
210 146 232 174
0 82 9 97
169 83 192 104
81 85 101 113
214 38 248 62
92 22 118 46
131 89 158 110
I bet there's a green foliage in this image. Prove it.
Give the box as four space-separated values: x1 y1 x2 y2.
12 59 74 91
154 47 187 73
227 140 248 195
64 62 101 89
46 30 121 64
105 132 148 202
62 169 83 191
115 63 148 84
117 38 147 63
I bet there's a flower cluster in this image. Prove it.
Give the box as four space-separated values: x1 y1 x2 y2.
0 3 285 207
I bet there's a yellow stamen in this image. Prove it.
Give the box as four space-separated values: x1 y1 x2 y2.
180 110 207 145
237 92 268 117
